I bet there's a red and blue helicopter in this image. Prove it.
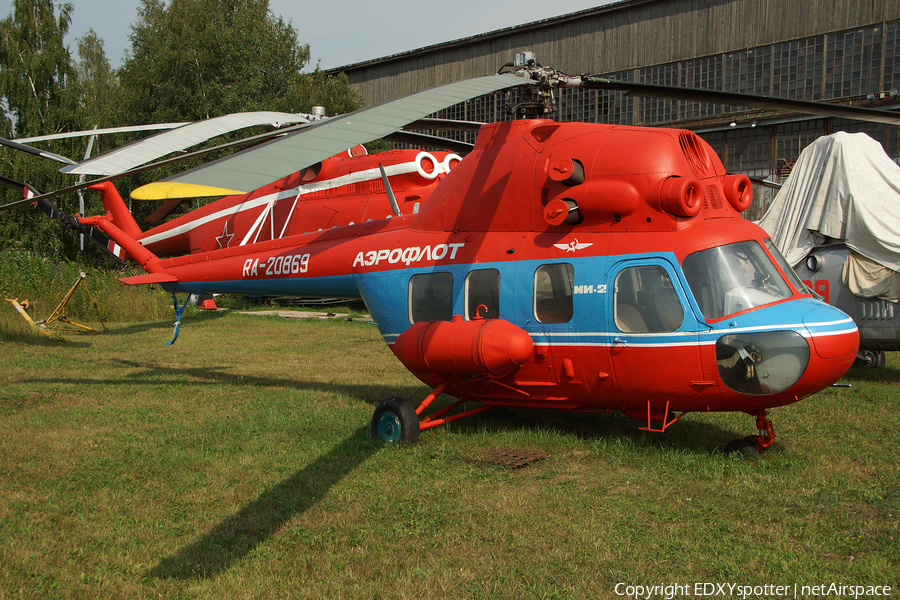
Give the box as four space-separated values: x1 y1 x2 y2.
6 58 887 455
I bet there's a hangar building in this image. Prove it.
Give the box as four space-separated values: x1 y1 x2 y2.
327 0 900 218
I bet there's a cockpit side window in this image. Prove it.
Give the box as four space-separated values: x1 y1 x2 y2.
765 239 810 294
614 265 684 333
683 241 792 320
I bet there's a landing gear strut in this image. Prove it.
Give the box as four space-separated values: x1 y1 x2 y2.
725 410 775 459
371 383 493 445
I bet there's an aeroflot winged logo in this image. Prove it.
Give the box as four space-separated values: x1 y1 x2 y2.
554 239 593 252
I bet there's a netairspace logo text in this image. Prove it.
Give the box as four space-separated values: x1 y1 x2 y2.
614 582 892 599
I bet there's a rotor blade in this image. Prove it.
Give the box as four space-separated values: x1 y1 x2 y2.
62 111 316 176
22 184 122 261
384 131 474 154
15 123 190 143
130 182 246 201
0 137 76 165
157 73 526 193
405 118 486 132
0 174 33 193
578 77 900 126
133 132 475 198
132 132 474 199
31 193 68 221
0 73 526 212
0 123 308 211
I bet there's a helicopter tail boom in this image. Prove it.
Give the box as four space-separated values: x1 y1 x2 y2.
78 213 169 278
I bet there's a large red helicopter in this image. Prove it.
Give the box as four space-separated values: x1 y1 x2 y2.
6 109 474 265
81 145 463 261
6 59 882 454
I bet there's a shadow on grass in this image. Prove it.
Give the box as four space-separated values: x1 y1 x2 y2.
23 357 750 580
149 426 378 580
1 313 226 342
98 358 424 407
29 357 748 450
106 320 178 336
108 310 229 336
840 362 900 384
139 392 736 581
15 359 415 580
0 328 93 347
445 404 747 453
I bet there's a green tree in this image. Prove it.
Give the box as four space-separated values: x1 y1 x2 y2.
293 66 364 117
116 0 364 223
0 0 88 260
119 0 360 124
76 28 119 130
0 0 366 261
0 0 79 137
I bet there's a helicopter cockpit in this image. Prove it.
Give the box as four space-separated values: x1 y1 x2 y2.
682 240 796 320
682 239 815 395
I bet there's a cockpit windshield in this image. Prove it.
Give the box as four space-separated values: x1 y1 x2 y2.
764 238 811 294
683 240 793 320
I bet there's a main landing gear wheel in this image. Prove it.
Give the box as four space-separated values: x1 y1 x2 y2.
371 397 420 444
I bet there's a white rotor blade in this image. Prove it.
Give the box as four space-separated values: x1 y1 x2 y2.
61 112 317 176
16 123 190 143
158 74 526 193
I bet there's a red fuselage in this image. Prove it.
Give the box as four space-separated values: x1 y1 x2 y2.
122 120 857 422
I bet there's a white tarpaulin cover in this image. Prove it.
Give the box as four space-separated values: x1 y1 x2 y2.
758 131 900 271
758 132 900 302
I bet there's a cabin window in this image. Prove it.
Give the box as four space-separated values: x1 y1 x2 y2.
409 272 453 323
465 269 500 319
614 266 684 333
683 241 792 320
534 263 574 323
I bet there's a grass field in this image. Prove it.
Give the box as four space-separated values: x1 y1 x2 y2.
1 310 898 599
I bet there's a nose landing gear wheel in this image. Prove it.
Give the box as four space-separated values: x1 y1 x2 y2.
856 350 886 368
725 410 775 459
725 435 760 459
371 397 420 444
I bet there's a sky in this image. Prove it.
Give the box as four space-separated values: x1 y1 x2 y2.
9 0 614 72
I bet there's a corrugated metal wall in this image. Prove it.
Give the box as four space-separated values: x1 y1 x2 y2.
323 0 900 219
332 0 900 107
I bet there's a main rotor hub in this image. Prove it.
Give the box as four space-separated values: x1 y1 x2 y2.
505 59 586 118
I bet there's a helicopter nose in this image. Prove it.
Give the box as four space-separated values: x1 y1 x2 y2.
801 303 859 388
804 305 860 360
714 301 858 400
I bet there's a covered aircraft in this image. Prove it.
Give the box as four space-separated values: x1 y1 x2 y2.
758 132 900 364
